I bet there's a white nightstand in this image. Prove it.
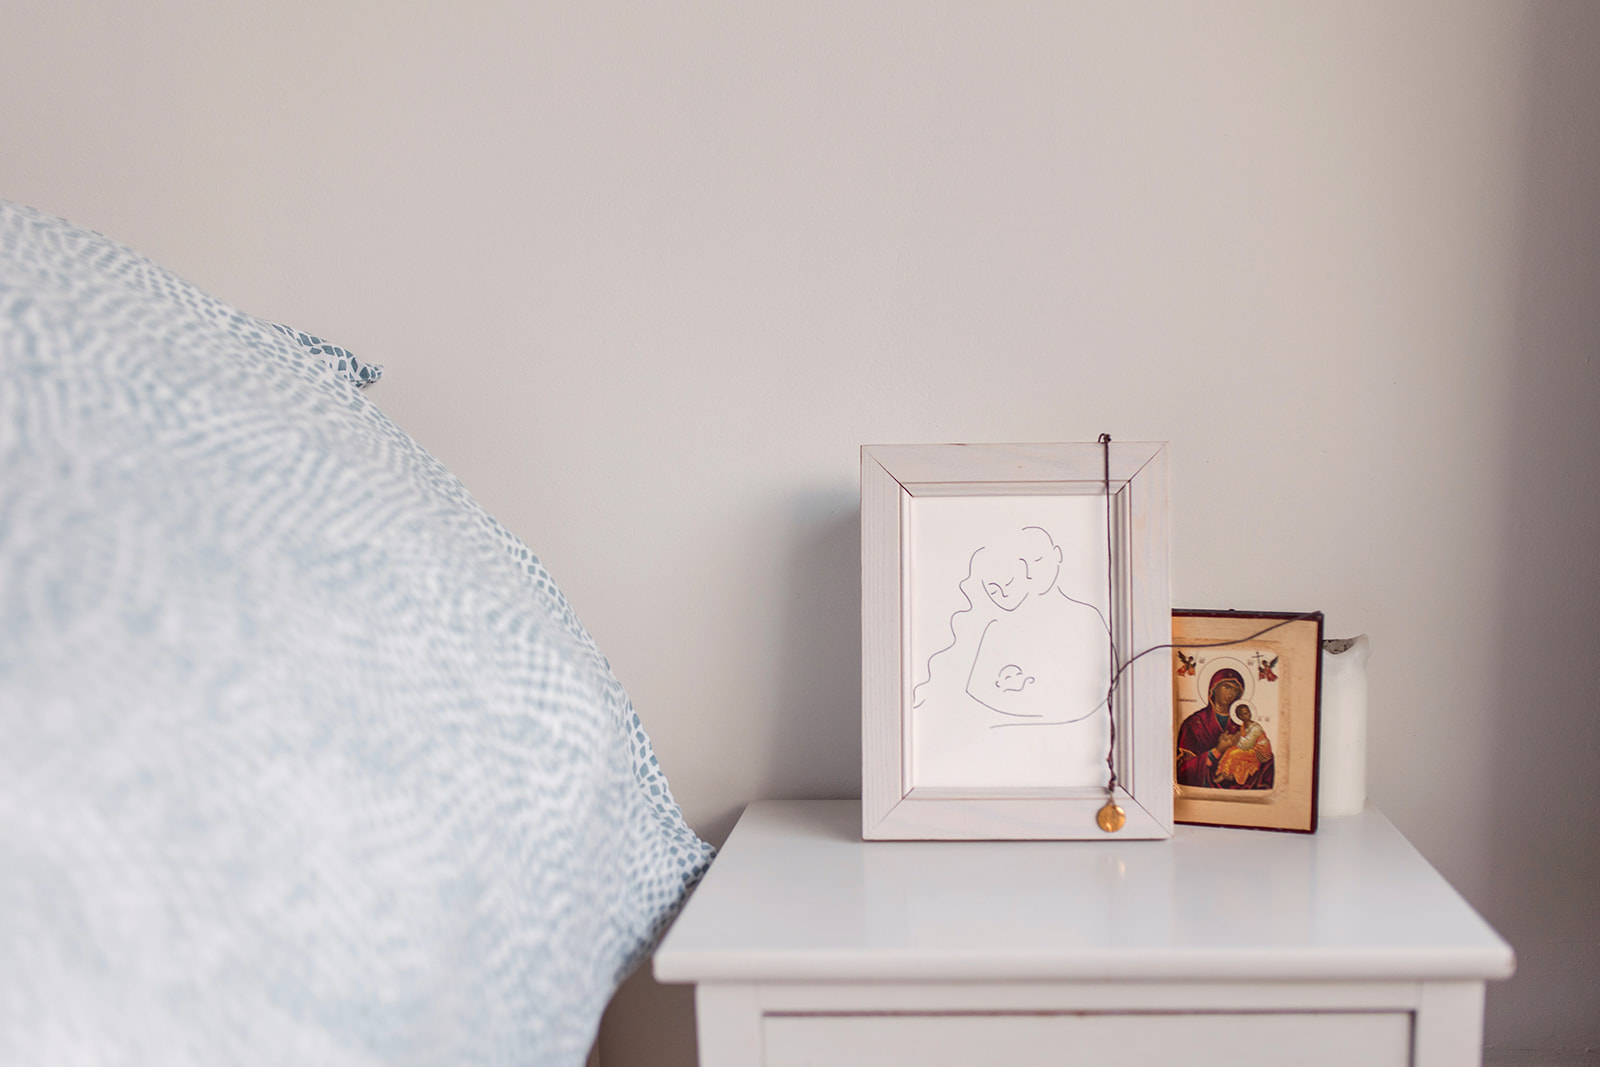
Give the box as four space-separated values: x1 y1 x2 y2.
654 800 1513 1067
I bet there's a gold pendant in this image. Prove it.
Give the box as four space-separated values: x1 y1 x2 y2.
1096 801 1126 833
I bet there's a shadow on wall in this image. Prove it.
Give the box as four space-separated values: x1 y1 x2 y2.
1484 2 1600 1055
598 966 699 1067
766 490 864 807
601 488 864 1067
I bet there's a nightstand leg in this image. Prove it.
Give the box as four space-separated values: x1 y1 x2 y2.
695 984 762 1067
1414 981 1487 1067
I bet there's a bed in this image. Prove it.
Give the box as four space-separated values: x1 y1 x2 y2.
0 200 713 1065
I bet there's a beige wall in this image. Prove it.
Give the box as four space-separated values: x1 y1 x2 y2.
4 3 1596 1062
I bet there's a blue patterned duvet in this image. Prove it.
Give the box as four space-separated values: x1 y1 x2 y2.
0 201 712 1066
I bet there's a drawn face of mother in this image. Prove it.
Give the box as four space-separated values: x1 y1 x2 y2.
974 546 1026 612
975 527 1065 611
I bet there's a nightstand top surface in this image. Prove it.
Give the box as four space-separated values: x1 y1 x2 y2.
654 799 1513 984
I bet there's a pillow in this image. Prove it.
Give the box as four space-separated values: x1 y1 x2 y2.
0 200 712 1067
265 321 384 387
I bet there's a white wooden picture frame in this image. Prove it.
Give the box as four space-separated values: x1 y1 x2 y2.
861 442 1172 840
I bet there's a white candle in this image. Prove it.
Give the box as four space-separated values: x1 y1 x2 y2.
1318 635 1370 819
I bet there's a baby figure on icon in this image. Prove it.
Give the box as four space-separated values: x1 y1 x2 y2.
1214 704 1272 787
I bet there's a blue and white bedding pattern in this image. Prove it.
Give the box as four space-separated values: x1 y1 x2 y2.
265 321 385 387
0 201 713 1066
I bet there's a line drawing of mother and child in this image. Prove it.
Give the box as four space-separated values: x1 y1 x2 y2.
910 524 1113 730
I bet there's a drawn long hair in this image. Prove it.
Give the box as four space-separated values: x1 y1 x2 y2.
910 545 997 709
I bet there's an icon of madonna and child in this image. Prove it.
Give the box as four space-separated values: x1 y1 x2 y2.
1174 656 1278 792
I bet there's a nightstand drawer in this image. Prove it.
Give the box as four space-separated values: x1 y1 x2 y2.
763 1011 1412 1067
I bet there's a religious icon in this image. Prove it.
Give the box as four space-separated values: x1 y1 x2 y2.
1171 610 1324 833
1175 659 1276 792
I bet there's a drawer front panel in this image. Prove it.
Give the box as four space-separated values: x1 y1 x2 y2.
763 1011 1412 1067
